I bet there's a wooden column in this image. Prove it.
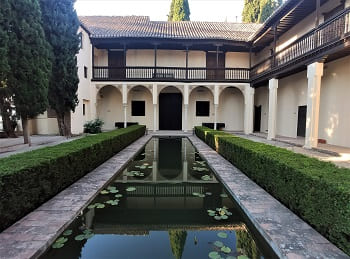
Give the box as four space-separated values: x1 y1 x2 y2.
185 46 189 80
154 45 158 78
273 24 278 67
315 0 321 27
92 44 95 79
216 45 219 68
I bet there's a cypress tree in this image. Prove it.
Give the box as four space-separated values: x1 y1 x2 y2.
258 0 282 23
170 0 190 21
7 0 51 145
0 0 16 138
39 0 80 136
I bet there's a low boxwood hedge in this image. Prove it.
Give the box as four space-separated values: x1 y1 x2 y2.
195 126 350 255
0 125 145 232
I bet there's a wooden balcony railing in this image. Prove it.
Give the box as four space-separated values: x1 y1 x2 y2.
93 66 250 82
251 7 350 80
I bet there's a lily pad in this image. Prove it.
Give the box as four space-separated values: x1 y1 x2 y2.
63 230 73 236
126 187 136 192
221 246 232 254
84 233 94 239
221 215 228 220
198 194 206 198
109 189 119 193
220 193 228 198
148 166 153 169
214 241 224 248
52 242 64 249
87 204 96 209
201 175 211 181
207 209 215 214
74 234 86 241
214 216 222 220
100 190 109 195
205 192 212 196
107 186 116 190
209 212 216 217
192 192 200 196
226 257 236 259
209 251 221 259
96 203 105 209
115 194 123 198
56 237 68 244
237 256 249 259
217 232 228 239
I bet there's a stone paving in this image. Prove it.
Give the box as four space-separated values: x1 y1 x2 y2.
0 135 152 259
188 135 349 259
0 135 81 158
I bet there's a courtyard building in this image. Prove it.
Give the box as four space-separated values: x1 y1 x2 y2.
30 0 350 149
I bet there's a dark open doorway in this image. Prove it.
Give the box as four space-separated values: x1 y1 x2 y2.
159 93 182 130
108 50 125 79
297 105 307 137
206 52 225 80
254 105 262 132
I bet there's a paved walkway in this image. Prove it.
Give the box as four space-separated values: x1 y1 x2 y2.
0 135 81 158
234 132 350 169
0 135 152 259
189 135 348 258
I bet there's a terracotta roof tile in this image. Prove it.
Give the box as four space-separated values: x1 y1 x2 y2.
79 16 261 42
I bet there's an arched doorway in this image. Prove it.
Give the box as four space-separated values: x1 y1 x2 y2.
159 86 183 130
218 87 244 131
96 85 123 130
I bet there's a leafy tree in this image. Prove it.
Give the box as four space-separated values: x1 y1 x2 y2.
39 0 80 136
7 0 52 145
258 0 282 23
242 0 282 23
169 0 190 21
168 230 187 259
242 0 260 23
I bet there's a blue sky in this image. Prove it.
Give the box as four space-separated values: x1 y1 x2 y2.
75 0 245 22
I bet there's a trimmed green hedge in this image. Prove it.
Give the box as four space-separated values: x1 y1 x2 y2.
195 126 350 255
0 125 145 231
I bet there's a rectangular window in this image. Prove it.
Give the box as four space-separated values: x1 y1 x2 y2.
83 104 86 116
132 101 145 116
196 101 210 117
78 32 83 49
84 66 88 78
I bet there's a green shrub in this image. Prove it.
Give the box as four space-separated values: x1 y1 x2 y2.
84 119 104 134
0 125 145 231
195 126 350 255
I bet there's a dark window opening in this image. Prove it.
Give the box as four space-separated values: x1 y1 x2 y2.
196 101 210 117
132 101 145 116
47 108 57 118
84 66 88 78
83 104 86 116
78 32 83 49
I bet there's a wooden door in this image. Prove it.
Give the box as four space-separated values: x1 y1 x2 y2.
254 106 262 132
297 105 307 137
159 93 182 130
108 50 125 79
206 52 225 80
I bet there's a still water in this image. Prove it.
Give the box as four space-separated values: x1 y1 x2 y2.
41 138 272 259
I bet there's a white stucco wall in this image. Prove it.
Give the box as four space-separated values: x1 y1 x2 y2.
218 87 244 131
127 86 154 130
30 112 59 135
97 85 123 130
188 87 215 130
124 49 206 67
225 52 250 68
319 56 350 147
254 86 269 133
71 27 95 135
276 71 308 138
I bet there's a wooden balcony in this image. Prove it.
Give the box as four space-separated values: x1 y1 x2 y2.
251 7 350 83
92 66 250 82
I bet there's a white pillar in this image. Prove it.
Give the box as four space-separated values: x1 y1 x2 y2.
304 62 324 149
184 84 189 132
122 84 128 128
244 85 255 135
152 83 158 132
267 79 278 140
214 85 219 130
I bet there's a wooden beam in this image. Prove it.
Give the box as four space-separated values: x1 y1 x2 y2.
316 0 321 27
185 46 189 79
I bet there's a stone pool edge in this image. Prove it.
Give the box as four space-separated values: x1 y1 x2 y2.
188 135 349 259
0 135 152 259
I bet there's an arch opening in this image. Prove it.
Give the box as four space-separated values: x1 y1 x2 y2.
159 86 183 130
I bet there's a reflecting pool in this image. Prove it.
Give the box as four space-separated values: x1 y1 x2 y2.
41 138 273 259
